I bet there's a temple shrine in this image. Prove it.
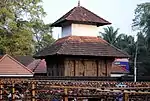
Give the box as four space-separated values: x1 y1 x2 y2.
0 2 150 101
34 2 129 77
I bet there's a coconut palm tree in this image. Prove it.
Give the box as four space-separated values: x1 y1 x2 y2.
100 26 119 45
116 34 135 53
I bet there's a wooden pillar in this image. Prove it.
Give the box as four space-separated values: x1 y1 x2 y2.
32 83 36 101
123 93 129 101
0 84 3 100
96 60 99 76
104 59 107 76
12 83 15 101
74 60 76 76
64 88 68 101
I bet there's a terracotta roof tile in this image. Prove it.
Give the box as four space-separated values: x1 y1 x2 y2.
0 54 33 76
111 64 129 73
35 36 129 58
51 6 111 27
27 59 47 73
13 56 34 66
13 56 47 74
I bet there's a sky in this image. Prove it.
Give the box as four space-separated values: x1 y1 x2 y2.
42 0 149 39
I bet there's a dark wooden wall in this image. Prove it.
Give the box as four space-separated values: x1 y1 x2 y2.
64 58 114 77
46 56 114 77
46 57 64 76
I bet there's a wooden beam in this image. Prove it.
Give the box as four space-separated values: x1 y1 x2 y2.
64 88 68 101
12 83 15 101
0 84 3 100
123 93 129 101
35 85 150 89
104 59 107 76
96 60 99 76
74 60 76 76
32 83 36 101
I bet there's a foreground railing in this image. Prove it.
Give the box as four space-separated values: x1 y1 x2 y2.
0 78 150 101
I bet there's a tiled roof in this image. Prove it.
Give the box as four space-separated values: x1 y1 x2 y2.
0 54 33 76
27 59 47 73
111 64 129 73
13 56 34 66
35 36 129 58
51 6 111 27
14 56 47 74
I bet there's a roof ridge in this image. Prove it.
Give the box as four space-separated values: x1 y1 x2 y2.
51 7 76 26
32 59 42 72
67 7 77 20
97 37 109 43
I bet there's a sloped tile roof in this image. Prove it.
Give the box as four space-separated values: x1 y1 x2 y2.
27 59 47 73
111 64 129 73
0 54 33 76
13 56 47 74
13 56 34 66
51 6 111 27
35 36 129 58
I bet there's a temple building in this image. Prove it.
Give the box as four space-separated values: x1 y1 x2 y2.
34 4 129 77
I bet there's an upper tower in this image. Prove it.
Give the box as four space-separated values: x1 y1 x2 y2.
51 4 111 38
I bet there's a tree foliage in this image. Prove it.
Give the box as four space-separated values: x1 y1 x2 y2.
100 25 150 76
32 20 55 53
133 2 150 47
100 26 138 75
100 26 119 45
0 0 55 56
132 2 150 76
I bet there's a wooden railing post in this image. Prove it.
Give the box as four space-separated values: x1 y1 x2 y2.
64 88 68 101
12 83 15 101
32 83 36 101
123 92 129 101
0 84 3 100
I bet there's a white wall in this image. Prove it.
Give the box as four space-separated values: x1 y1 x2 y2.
72 24 98 37
61 24 98 37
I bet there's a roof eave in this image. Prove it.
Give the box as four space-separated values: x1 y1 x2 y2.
34 54 129 58
51 20 112 27
50 19 67 27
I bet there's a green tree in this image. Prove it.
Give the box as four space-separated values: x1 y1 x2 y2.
32 20 55 53
100 26 135 52
136 32 150 76
133 2 150 76
100 26 136 74
0 0 47 56
100 26 119 45
0 30 33 56
133 2 150 47
116 34 135 53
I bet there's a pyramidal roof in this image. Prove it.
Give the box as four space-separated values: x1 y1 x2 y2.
34 36 129 58
51 6 111 27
